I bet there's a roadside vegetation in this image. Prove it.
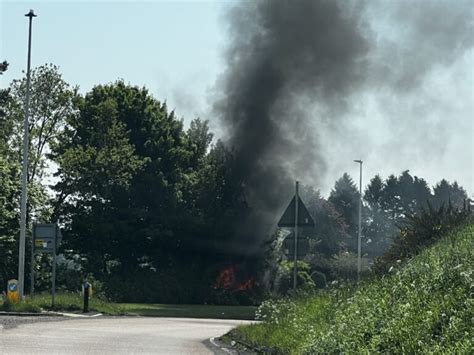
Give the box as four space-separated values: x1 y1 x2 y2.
1 63 471 306
231 222 473 353
0 292 256 319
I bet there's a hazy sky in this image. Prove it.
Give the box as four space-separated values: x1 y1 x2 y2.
1 0 472 197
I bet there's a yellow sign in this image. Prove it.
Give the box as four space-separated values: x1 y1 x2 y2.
7 279 19 304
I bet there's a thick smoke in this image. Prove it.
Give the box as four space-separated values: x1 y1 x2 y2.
216 0 473 251
366 0 473 91
216 0 369 247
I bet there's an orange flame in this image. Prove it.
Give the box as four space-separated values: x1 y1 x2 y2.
214 266 236 289
235 278 255 291
214 266 255 292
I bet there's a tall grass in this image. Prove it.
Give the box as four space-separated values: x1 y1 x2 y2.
233 224 474 354
0 299 41 313
1 292 128 314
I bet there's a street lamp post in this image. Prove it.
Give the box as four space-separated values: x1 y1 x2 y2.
18 9 37 300
353 159 363 282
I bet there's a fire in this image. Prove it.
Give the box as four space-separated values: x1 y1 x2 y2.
214 265 255 292
235 278 255 291
214 266 236 289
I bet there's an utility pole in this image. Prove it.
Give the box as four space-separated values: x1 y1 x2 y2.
293 181 299 290
353 160 363 282
18 9 37 300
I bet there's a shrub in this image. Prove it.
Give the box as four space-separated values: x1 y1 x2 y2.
275 260 315 295
310 270 327 288
374 203 471 274
0 299 41 313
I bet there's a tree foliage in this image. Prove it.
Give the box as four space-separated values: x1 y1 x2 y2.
1 64 471 302
50 81 250 302
0 61 19 287
0 63 77 290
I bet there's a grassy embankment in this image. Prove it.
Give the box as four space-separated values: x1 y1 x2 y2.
232 223 473 354
0 293 256 320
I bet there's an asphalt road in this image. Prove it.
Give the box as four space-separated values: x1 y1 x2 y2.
0 316 251 354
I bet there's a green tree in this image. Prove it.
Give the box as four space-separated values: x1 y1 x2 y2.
192 141 248 255
186 118 213 169
301 185 348 256
432 179 467 210
328 173 360 252
379 171 432 222
396 171 431 216
0 61 9 118
51 82 252 302
0 61 20 287
9 64 78 187
51 82 161 277
0 64 78 292
364 175 396 256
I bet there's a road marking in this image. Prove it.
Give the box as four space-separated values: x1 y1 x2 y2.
53 312 103 318
209 336 233 354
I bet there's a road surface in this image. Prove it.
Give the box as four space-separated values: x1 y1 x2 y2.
0 316 251 354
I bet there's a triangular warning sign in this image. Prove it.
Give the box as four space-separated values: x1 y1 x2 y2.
278 196 315 227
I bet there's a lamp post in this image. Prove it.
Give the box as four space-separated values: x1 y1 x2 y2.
353 159 362 282
18 9 37 300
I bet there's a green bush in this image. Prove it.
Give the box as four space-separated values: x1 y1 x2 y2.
276 260 316 295
310 270 327 288
328 251 371 280
374 203 471 274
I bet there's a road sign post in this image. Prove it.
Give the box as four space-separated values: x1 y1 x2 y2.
32 223 62 306
278 181 315 291
293 182 299 290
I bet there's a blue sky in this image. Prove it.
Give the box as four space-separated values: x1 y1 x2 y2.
1 0 228 124
1 1 472 196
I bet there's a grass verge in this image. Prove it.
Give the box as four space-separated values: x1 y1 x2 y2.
1 292 256 320
233 223 474 354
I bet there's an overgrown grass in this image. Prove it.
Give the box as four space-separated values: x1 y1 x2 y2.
30 292 128 314
0 299 41 313
233 223 474 354
0 292 256 319
0 292 127 314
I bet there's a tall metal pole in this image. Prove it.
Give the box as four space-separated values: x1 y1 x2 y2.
354 160 363 282
293 181 299 291
18 9 37 300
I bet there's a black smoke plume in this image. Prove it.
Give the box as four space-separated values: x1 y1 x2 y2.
216 0 369 250
216 0 473 253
